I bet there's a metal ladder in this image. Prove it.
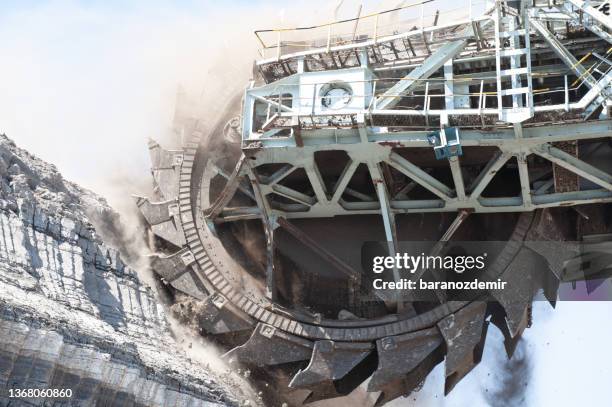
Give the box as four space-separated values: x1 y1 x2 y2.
494 2 534 123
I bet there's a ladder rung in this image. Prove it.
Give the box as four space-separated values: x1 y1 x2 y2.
500 87 530 96
500 67 530 76
499 29 526 38
499 48 528 57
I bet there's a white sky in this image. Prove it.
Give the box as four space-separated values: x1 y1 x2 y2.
1 1 611 406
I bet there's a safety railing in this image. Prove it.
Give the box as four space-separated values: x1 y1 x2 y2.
253 0 490 60
250 61 609 133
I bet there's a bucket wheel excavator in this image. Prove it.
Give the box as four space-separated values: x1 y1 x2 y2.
137 0 612 404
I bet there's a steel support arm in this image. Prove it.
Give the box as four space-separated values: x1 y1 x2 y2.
367 162 401 288
558 5 612 43
204 155 247 218
331 160 359 204
468 151 512 199
272 184 317 206
387 152 453 200
277 218 359 281
567 0 612 30
532 144 612 191
374 39 469 110
530 18 598 88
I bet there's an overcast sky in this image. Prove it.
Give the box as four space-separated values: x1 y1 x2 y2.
1 1 611 406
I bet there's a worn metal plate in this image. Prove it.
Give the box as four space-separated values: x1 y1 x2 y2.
368 327 442 392
223 323 313 366
289 340 372 389
437 301 487 394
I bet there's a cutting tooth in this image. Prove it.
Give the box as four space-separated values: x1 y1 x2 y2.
199 293 253 335
289 341 372 389
525 209 581 280
368 327 442 392
437 301 488 394
586 278 607 294
150 248 207 299
490 305 526 359
540 265 560 308
303 350 377 404
149 248 192 281
301 381 343 404
223 323 313 366
170 269 209 300
150 248 194 281
490 247 539 337
148 138 182 201
134 196 173 225
373 347 445 407
135 196 185 247
578 234 612 294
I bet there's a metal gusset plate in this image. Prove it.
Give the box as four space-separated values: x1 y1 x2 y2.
368 327 443 392
373 347 445 407
223 323 313 366
198 293 253 335
135 197 185 247
490 247 541 338
437 301 488 394
289 340 373 389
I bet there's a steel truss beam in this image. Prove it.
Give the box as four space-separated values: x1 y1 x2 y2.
375 38 470 110
387 153 453 200
567 0 612 30
468 151 512 199
204 155 248 218
529 17 599 89
237 121 612 218
214 154 609 221
530 14 611 118
555 4 612 43
230 2 612 225
532 144 612 191
367 162 402 289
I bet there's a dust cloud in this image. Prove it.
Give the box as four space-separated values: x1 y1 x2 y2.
483 340 532 407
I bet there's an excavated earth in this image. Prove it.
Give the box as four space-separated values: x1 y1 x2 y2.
0 134 258 406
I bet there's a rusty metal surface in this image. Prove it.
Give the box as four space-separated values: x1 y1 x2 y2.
437 301 488 394
373 347 445 407
289 340 372 388
552 141 580 192
198 294 253 335
224 323 313 366
490 247 540 337
368 327 443 392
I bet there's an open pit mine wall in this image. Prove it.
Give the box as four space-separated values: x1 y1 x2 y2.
0 134 239 407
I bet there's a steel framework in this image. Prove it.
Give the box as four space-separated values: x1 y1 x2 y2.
197 0 612 297
138 1 612 404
